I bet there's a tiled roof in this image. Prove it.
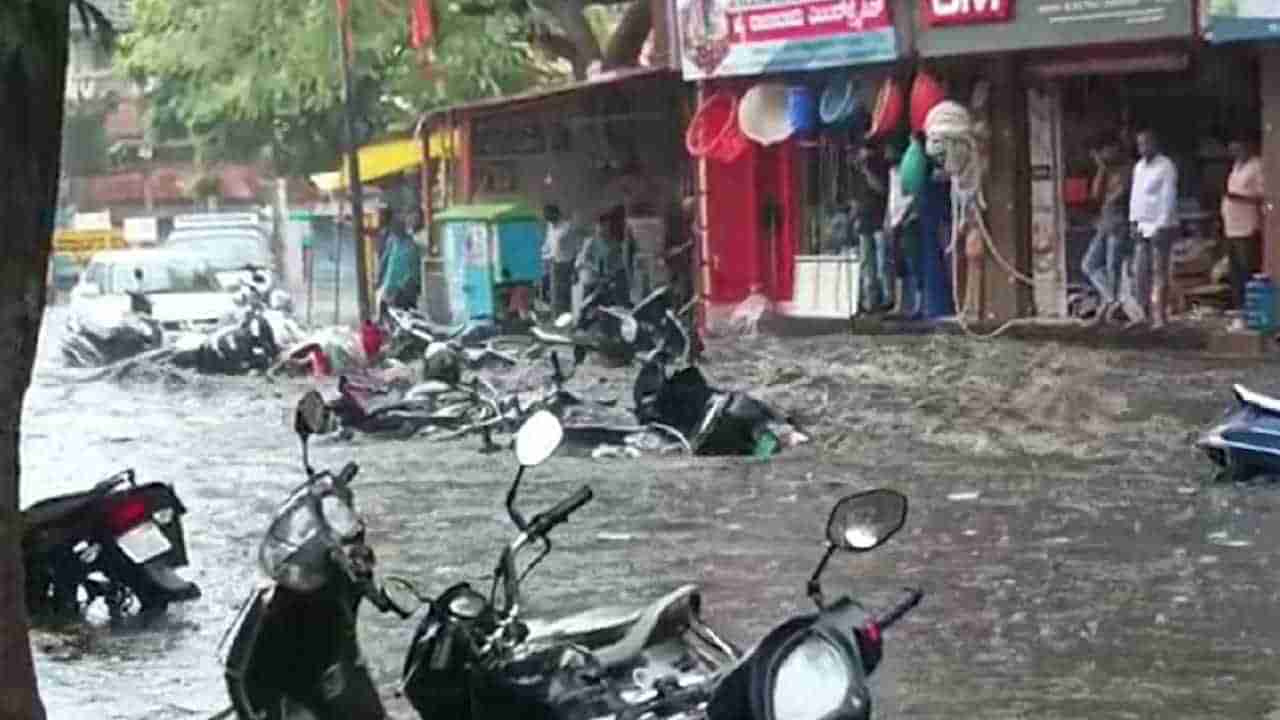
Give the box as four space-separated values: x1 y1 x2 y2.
70 0 131 33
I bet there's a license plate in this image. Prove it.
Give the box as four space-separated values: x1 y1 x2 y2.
117 522 172 564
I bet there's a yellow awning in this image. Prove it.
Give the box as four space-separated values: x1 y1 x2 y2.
309 130 459 193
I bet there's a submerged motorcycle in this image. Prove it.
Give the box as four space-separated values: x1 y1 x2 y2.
1197 384 1280 482
61 284 163 368
22 468 200 621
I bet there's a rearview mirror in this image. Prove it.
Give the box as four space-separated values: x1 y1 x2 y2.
516 410 563 467
826 489 907 552
294 390 330 439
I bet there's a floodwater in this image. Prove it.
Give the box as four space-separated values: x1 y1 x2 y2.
21 308 1280 719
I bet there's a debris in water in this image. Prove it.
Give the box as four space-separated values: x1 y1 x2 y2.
597 532 635 542
1207 530 1253 548
948 491 981 501
1176 486 1199 496
963 529 978 537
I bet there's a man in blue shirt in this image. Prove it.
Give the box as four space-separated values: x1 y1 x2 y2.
375 209 421 316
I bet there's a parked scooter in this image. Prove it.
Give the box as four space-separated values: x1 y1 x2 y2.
538 283 689 367
397 411 921 720
22 468 200 621
168 271 298 375
1197 384 1280 481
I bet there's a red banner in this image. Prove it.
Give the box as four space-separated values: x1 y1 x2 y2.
727 0 890 43
410 0 434 48
920 0 1013 27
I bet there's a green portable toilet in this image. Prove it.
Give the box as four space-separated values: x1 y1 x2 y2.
434 203 544 325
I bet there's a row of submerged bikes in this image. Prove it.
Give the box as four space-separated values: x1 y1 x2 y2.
29 267 1280 719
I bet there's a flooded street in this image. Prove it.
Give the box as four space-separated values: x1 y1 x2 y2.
22 308 1280 719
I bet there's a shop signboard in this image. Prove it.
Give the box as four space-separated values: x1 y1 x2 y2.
1203 0 1280 44
677 0 898 80
917 0 1195 57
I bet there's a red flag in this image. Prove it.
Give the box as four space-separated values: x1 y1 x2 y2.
336 0 353 55
410 0 433 49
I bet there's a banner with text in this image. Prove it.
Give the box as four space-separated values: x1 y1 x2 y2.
1203 0 1280 44
678 0 898 80
917 0 1194 57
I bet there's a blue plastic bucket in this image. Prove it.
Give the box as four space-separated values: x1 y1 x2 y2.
1245 274 1276 331
787 86 818 137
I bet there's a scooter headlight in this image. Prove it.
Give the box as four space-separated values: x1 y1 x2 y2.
770 634 859 720
259 493 329 592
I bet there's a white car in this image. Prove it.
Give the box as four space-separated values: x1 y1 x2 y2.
164 226 274 290
69 249 239 335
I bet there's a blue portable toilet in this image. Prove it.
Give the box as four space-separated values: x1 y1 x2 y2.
433 203 544 326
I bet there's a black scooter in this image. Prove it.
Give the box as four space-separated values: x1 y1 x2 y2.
22 468 200 622
399 411 921 720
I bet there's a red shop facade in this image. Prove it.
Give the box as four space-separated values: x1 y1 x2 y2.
678 0 910 325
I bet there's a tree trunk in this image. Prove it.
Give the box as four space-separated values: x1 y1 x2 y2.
533 0 602 79
0 3 72 719
602 0 651 69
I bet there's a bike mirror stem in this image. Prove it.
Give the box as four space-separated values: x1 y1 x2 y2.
507 466 528 530
806 544 838 610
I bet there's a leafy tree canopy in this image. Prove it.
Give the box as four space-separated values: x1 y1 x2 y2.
119 0 565 175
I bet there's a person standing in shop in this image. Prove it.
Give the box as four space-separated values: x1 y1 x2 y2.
543 204 582 316
1127 128 1180 330
1221 134 1266 310
850 143 891 312
1081 134 1132 325
884 140 921 317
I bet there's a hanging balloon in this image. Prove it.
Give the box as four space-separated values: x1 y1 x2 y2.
900 137 928 197
909 71 946 132
866 77 904 141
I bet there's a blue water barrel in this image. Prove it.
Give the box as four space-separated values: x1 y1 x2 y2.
1245 274 1275 331
787 86 817 137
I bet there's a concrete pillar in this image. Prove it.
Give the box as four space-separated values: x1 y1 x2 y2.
1261 47 1280 281
982 56 1033 320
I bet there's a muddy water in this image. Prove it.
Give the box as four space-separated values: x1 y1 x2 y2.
22 312 1280 719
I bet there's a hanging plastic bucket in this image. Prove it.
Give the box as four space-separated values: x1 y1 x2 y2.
739 83 795 146
787 86 818 138
866 77 905 141
686 92 749 163
819 76 858 127
910 71 946 132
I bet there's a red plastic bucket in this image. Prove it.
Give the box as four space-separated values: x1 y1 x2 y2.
686 92 748 164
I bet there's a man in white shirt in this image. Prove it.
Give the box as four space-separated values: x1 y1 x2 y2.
543 204 581 315
1221 135 1266 309
1128 129 1179 329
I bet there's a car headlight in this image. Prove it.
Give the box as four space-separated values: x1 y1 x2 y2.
771 634 857 720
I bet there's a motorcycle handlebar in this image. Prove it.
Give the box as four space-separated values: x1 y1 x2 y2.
875 588 924 631
526 486 593 539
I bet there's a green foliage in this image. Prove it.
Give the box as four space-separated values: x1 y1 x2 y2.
119 0 559 176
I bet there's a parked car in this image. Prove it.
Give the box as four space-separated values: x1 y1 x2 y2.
69 249 237 334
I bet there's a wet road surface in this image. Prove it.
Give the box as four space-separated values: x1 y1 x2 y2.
22 309 1280 719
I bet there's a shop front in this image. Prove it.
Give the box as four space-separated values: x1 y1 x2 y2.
677 0 906 323
1203 2 1280 317
418 68 693 325
916 0 1211 323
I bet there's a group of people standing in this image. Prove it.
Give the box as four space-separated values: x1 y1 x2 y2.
1081 129 1265 330
833 136 957 320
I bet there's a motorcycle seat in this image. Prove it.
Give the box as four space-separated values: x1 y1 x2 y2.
1235 384 1280 415
22 489 107 529
526 584 701 670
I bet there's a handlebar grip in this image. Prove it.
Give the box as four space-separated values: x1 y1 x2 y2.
527 486 594 538
337 462 359 486
876 588 923 631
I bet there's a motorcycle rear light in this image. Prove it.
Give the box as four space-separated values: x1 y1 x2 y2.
105 497 150 535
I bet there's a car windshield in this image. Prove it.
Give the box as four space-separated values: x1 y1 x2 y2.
102 258 221 294
166 231 270 271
